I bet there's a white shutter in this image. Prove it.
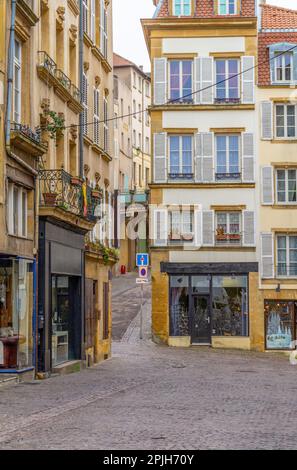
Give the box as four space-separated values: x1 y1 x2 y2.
90 0 95 42
242 133 255 182
261 166 274 205
200 57 213 104
100 0 105 54
153 133 167 183
241 56 255 104
83 0 89 35
153 209 168 246
261 232 274 279
154 58 167 105
83 73 88 135
108 192 113 247
261 101 273 140
243 210 255 246
194 209 202 247
194 133 202 182
93 88 99 144
202 133 214 182
194 57 201 105
202 210 214 246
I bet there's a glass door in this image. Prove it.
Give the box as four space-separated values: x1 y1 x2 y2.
51 276 70 366
191 295 211 344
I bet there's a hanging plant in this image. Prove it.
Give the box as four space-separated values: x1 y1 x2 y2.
44 110 65 141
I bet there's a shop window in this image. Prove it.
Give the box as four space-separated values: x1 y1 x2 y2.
265 300 297 350
276 168 297 204
169 210 194 244
215 212 241 245
170 276 190 336
277 235 297 277
8 183 28 238
215 59 239 102
212 275 248 336
169 60 193 102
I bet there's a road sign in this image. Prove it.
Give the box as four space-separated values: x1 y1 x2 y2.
136 278 149 284
136 253 149 267
139 266 148 278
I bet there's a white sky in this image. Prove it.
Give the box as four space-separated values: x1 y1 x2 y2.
113 0 297 73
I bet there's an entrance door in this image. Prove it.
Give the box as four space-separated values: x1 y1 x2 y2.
191 295 211 344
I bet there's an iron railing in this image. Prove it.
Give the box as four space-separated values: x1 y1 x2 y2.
168 173 194 180
11 122 42 145
277 264 297 277
216 172 241 181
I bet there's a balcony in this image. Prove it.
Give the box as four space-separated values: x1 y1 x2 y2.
39 169 101 227
277 264 297 278
17 0 39 26
37 51 83 114
10 122 48 157
215 231 242 246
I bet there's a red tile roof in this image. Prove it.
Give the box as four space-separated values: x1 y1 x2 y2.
262 3 297 30
113 53 135 68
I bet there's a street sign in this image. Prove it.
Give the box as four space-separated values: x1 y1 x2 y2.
139 266 148 278
136 278 150 284
136 253 149 267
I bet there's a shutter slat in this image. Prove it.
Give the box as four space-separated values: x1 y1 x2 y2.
201 57 213 104
261 233 274 279
241 56 255 104
242 133 255 182
154 58 167 105
194 57 201 105
202 133 214 182
153 209 168 246
154 133 167 183
194 133 202 182
261 101 273 140
261 166 274 205
243 210 255 246
194 209 202 247
202 210 214 246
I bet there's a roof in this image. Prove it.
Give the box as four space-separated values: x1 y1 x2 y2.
261 3 297 30
113 53 150 81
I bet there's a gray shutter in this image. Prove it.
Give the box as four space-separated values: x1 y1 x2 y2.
194 57 201 105
153 209 168 246
241 56 255 104
293 50 297 83
261 232 274 279
154 58 167 105
194 209 202 247
202 133 214 182
202 210 214 246
261 101 273 140
261 166 274 205
200 57 213 104
153 133 167 183
242 133 255 182
194 133 202 182
243 210 255 246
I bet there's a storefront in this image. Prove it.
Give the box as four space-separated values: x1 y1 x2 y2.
265 300 297 350
0 257 35 372
38 220 85 373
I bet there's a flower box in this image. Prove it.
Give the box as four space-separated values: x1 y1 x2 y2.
71 177 83 187
91 189 102 199
43 192 57 205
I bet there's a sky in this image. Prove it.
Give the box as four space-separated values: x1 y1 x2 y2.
113 0 297 73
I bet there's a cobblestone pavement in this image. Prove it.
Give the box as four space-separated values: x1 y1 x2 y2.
0 283 297 449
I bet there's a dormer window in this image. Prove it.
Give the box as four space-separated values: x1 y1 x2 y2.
173 0 191 16
275 53 293 82
218 0 236 15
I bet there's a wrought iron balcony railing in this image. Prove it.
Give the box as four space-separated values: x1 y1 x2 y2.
214 97 241 104
168 173 194 180
215 232 242 245
277 264 297 277
216 172 241 181
11 122 42 145
39 169 101 222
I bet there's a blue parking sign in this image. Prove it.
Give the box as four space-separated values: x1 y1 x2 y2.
136 253 149 267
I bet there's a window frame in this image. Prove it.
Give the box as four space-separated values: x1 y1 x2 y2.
215 58 240 101
103 95 108 151
168 134 193 178
218 0 237 15
13 38 22 124
275 52 293 83
275 103 297 139
173 0 191 16
215 211 241 245
215 134 241 178
168 59 193 103
276 168 297 205
276 234 297 278
169 209 194 242
8 183 28 239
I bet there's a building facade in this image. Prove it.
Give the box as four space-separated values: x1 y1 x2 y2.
144 0 260 350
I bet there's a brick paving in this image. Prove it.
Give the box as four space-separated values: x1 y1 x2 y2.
0 276 297 449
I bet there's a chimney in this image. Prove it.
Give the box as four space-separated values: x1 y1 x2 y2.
139 65 144 71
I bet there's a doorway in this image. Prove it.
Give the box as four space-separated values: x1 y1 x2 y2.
191 295 211 345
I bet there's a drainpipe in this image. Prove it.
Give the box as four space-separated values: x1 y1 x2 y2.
79 0 84 178
5 0 17 149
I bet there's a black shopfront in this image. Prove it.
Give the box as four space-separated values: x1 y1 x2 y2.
162 262 258 344
38 220 85 372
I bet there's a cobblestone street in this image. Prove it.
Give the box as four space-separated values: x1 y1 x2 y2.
0 274 297 450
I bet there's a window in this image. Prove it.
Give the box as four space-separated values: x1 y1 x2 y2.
8 183 27 238
139 164 142 186
275 104 296 138
215 135 240 178
216 212 241 245
169 60 193 102
265 300 297 350
276 169 297 203
215 59 239 101
138 76 142 92
114 113 118 129
13 39 21 124
90 0 95 42
133 99 136 118
169 135 193 177
133 72 136 88
277 235 297 277
169 210 193 243
145 167 150 186
133 162 137 184
121 132 124 149
100 0 108 57
138 104 142 122
173 0 191 16
120 98 124 116
138 133 141 148
133 130 136 147
170 276 190 336
145 81 150 97
145 137 150 154
103 96 108 151
275 53 292 82
93 88 99 145
145 110 150 127
218 0 236 15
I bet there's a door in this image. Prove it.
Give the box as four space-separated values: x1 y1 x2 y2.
191 295 211 344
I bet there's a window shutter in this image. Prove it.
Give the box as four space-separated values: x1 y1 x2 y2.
100 0 105 54
153 209 168 246
293 50 297 82
261 101 273 140
83 73 88 135
194 57 201 105
241 56 255 104
202 210 214 246
194 209 202 247
93 88 99 144
261 232 274 279
194 133 202 182
153 133 167 183
261 166 274 205
83 0 89 35
154 58 167 105
242 133 255 182
243 210 255 246
202 133 214 182
90 0 95 42
200 57 213 104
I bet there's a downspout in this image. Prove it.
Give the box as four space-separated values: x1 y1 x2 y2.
5 0 17 150
79 0 84 178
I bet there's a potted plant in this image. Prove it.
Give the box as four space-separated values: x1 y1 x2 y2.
182 233 194 241
43 192 57 205
91 189 102 199
71 176 83 187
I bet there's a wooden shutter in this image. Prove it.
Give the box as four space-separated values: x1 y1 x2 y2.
85 279 96 349
202 210 214 246
242 133 255 182
243 211 255 246
261 233 274 279
261 166 274 205
202 133 214 182
153 208 168 246
153 132 167 183
241 56 255 104
194 57 201 104
194 133 202 182
194 208 202 247
261 101 273 140
154 58 167 105
200 57 213 104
